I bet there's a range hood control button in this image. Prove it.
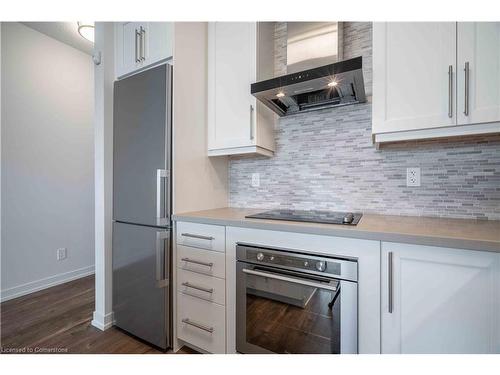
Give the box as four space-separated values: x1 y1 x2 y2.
256 253 264 261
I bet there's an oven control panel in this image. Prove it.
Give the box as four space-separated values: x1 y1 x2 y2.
246 249 341 276
236 243 358 281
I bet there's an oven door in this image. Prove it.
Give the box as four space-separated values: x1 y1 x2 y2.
236 261 358 354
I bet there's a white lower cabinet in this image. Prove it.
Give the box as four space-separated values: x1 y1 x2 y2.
176 221 226 252
177 292 226 353
175 221 226 353
177 245 225 278
381 242 500 353
174 220 499 354
177 269 225 305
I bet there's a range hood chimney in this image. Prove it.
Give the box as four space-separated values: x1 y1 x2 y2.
251 22 366 117
286 22 343 74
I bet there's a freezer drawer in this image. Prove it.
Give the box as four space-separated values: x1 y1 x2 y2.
112 221 171 349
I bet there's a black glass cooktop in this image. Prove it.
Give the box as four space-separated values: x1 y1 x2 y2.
245 209 362 225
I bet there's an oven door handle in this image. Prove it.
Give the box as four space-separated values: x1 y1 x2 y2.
242 268 339 292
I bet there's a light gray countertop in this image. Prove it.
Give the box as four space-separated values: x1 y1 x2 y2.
173 207 500 253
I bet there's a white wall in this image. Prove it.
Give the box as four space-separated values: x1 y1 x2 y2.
1 22 94 301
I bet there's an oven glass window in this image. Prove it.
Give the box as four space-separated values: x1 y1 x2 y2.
244 270 340 354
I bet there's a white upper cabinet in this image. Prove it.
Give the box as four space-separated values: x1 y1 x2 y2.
381 242 500 354
373 22 500 144
208 22 276 157
373 23 457 134
115 22 173 79
457 22 500 125
119 22 145 76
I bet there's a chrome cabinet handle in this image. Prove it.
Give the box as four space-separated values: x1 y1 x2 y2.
156 169 169 220
181 257 214 268
135 28 140 63
181 233 214 241
242 268 339 292
249 104 254 140
155 231 169 287
448 65 453 118
388 251 393 313
464 61 469 116
182 318 214 333
181 282 214 294
140 26 146 61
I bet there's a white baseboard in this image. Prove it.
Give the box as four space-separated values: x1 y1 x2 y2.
0 265 95 303
91 311 114 331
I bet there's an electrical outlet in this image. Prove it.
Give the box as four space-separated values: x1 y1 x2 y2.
57 248 67 261
251 173 260 187
406 168 421 187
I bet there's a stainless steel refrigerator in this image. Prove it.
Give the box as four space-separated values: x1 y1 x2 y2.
112 64 172 350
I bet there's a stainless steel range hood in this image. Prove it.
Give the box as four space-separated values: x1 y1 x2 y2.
251 22 366 117
251 57 366 116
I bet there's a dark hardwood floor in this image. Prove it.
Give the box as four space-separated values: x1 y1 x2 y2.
0 275 196 354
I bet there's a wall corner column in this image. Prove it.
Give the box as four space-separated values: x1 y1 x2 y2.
92 22 114 331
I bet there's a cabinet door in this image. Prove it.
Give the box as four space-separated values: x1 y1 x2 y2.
457 22 500 125
119 22 145 76
208 22 256 150
145 22 174 65
373 23 457 134
381 242 500 354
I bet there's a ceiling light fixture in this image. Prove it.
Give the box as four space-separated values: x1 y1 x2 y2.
77 21 95 43
276 92 285 98
328 80 338 87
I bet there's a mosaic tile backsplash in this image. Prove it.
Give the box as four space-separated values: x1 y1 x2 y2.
229 22 500 220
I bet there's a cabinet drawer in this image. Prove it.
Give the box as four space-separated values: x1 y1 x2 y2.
176 222 225 252
177 269 225 305
177 292 225 353
177 245 225 279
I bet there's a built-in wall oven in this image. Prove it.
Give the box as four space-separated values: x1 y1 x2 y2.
236 243 358 354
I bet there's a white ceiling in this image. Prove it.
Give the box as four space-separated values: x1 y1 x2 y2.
22 22 93 55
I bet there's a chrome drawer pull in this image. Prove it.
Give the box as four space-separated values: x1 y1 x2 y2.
181 257 214 268
181 282 214 294
182 318 214 333
181 233 215 241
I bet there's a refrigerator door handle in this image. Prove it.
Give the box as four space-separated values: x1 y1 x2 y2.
156 230 170 288
156 169 169 221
